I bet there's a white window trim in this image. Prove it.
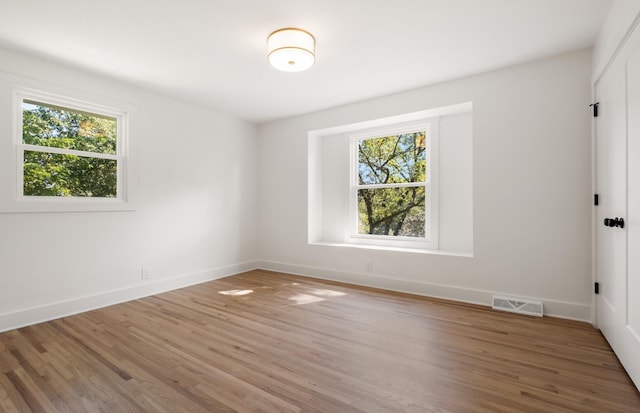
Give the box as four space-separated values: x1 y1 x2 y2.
1 84 137 213
347 118 440 250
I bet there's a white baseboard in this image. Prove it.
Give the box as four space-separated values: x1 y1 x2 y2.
257 260 592 322
0 261 258 333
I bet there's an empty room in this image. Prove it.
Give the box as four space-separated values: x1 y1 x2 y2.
1 0 640 411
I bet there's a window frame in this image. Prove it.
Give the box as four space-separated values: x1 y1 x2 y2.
348 119 440 250
2 86 136 213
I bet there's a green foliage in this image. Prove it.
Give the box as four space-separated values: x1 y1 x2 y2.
22 102 118 197
357 132 426 237
23 152 117 197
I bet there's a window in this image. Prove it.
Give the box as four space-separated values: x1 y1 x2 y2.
3 87 135 212
308 103 472 255
20 99 120 198
349 121 439 249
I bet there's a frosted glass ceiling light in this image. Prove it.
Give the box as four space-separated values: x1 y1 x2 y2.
268 28 315 72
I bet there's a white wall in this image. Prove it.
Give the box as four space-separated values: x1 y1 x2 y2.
257 49 593 320
593 0 640 80
0 45 596 329
439 113 473 253
0 47 258 331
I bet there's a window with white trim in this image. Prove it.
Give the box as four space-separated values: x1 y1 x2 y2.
6 88 134 212
308 103 472 255
349 120 439 249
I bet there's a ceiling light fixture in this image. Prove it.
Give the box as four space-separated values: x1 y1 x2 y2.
267 28 315 72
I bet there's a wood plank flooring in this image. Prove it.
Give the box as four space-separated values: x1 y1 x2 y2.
0 269 639 412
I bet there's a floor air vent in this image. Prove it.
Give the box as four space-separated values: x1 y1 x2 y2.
492 295 543 317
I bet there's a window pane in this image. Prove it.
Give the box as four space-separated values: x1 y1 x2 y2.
23 151 117 197
358 132 426 185
22 100 117 155
358 187 426 237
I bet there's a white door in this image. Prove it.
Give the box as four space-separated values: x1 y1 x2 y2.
625 34 640 388
595 24 640 390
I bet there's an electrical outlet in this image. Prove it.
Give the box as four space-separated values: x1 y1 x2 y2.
365 261 373 272
141 267 151 280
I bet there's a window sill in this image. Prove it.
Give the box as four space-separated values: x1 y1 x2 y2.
0 198 137 214
309 241 473 257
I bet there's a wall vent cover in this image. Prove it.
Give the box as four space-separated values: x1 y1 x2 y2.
492 295 543 317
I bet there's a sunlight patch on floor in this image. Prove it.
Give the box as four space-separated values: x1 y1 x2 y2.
288 294 325 305
219 289 254 296
311 289 347 297
288 289 347 305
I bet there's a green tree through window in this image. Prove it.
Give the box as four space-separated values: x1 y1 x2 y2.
22 101 118 197
356 132 427 237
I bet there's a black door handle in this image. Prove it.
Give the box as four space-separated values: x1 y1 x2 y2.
604 217 625 228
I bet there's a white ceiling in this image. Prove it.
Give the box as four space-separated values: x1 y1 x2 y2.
0 0 612 123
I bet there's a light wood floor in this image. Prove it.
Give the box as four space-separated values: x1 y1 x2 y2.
0 270 639 412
